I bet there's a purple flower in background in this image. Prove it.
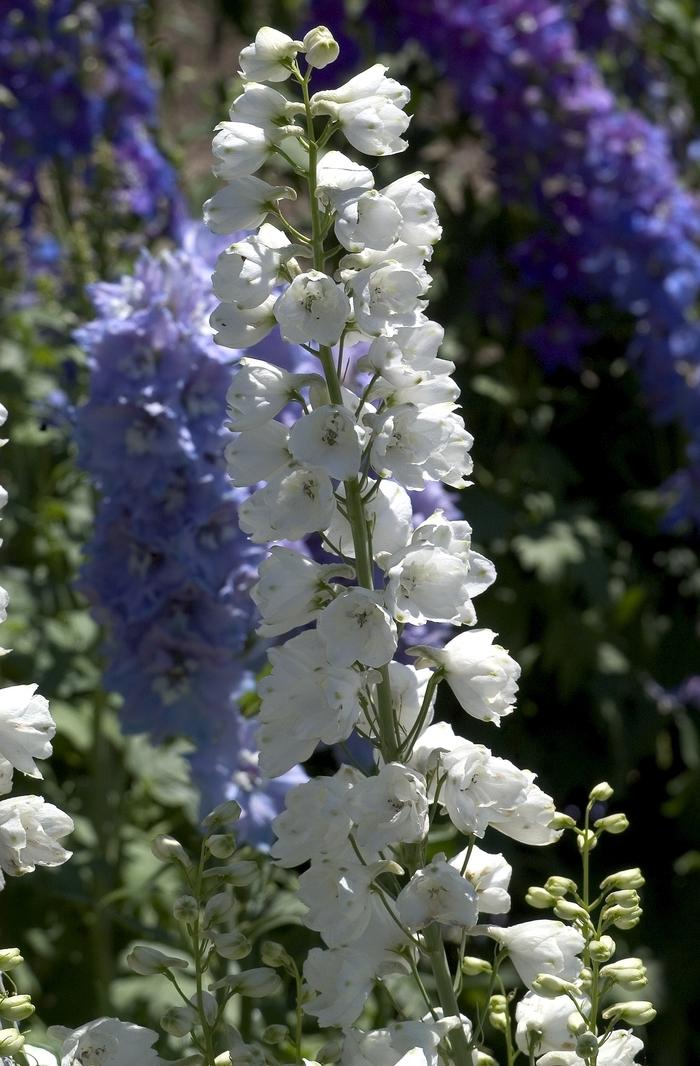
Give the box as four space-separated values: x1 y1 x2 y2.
74 224 306 846
311 0 700 529
0 0 182 266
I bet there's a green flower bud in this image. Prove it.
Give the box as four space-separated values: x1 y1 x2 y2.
526 886 556 909
262 1025 289 1045
161 1005 196 1037
302 26 340 69
0 1029 24 1055
206 834 237 860
487 1010 508 1033
473 1054 498 1066
550 812 577 830
203 800 241 831
0 994 34 1021
589 781 613 802
211 930 251 961
594 813 629 835
461 956 492 976
316 1038 343 1063
203 891 234 928
544 876 578 898
127 945 189 976
553 899 590 922
531 974 580 998
190 989 217 1024
601 1000 656 1025
204 859 257 886
214 1055 232 1066
588 935 616 962
212 967 282 998
600 957 647 989
600 868 644 891
261 940 294 970
488 995 507 1012
0 948 23 971
575 1033 599 1057
602 904 642 928
576 828 597 852
605 889 640 907
151 834 191 867
173 895 199 923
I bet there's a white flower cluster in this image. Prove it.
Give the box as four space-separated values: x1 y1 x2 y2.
0 404 73 891
205 27 649 1066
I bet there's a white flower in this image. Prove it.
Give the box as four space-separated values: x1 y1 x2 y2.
359 321 445 381
369 404 474 489
228 82 298 136
487 920 585 991
312 64 410 110
318 587 397 667
0 756 13 796
486 765 561 846
0 586 8 625
316 150 374 209
382 661 435 742
272 767 360 867
336 190 403 252
409 630 519 724
210 296 276 349
535 1030 644 1066
226 357 304 430
303 25 340 69
383 173 442 248
324 479 413 562
0 796 73 888
336 97 411 156
304 911 408 1027
385 542 478 626
515 993 586 1057
239 27 303 82
274 270 351 346
299 855 396 946
238 464 336 542
258 632 371 775
397 854 478 930
224 421 290 486
211 121 271 179
213 225 292 308
288 404 364 479
349 762 429 851
340 1018 459 1066
351 262 427 336
449 843 512 916
0 683 55 778
203 176 295 234
252 546 352 636
49 1018 163 1066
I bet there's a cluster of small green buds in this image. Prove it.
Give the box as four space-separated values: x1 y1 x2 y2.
487 994 509 1033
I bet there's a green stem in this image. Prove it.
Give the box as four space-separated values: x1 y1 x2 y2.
424 924 473 1066
192 845 217 1066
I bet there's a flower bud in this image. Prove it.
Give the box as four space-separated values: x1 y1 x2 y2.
203 891 234 928
262 1025 289 1045
261 940 294 970
127 945 189 976
600 957 647 989
530 974 580 998
203 800 241 831
302 26 339 69
550 812 576 830
487 1010 508 1033
190 989 218 1025
489 995 507 1012
575 1033 599 1057
0 994 34 1021
461 956 492 976
553 900 590 923
205 859 257 886
544 876 578 898
601 1000 656 1025
576 828 597 852
0 1028 24 1055
588 935 616 962
600 868 644 891
605 889 639 907
594 813 629 835
151 834 191 867
173 895 199 923
214 1055 231 1066
473 1055 498 1066
206 834 237 859
577 967 592 990
213 967 282 997
161 1005 196 1037
212 930 251 961
0 948 23 971
589 781 613 802
317 1038 343 1063
526 887 556 909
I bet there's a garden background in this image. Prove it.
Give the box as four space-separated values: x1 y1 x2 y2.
1 1 699 1062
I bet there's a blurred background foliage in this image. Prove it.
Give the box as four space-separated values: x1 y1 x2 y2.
1 0 699 1062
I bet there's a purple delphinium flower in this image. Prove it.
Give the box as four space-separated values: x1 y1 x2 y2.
0 0 182 264
311 0 700 529
74 224 306 846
